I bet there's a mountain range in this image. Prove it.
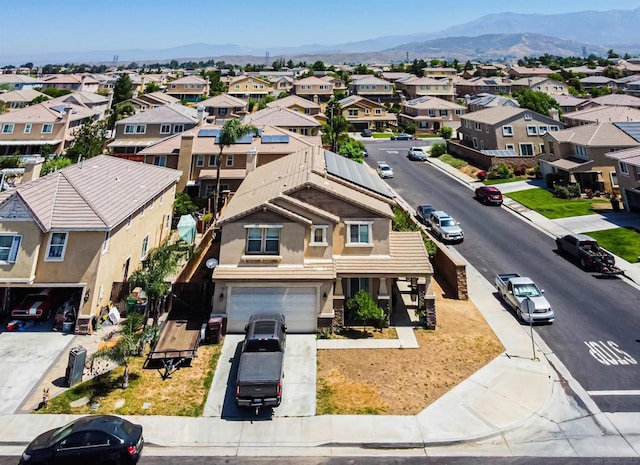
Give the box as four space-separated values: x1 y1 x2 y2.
3 7 640 66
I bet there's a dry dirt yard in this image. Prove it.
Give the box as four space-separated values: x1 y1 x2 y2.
316 279 504 415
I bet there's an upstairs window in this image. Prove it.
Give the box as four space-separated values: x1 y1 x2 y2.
245 225 281 255
0 235 21 263
42 123 53 134
346 221 372 246
46 232 68 261
527 126 538 136
502 126 514 136
310 225 328 246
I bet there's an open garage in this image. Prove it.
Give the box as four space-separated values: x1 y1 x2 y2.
225 286 318 333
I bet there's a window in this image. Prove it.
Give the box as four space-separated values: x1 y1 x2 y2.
127 215 132 229
42 123 54 133
527 126 538 136
374 109 381 115
24 123 31 134
226 154 233 167
219 108 227 115
135 124 146 134
619 162 629 175
505 144 515 151
519 143 534 156
173 124 184 133
538 126 548 135
348 277 370 298
539 143 545 153
549 125 560 132
348 109 358 117
1 124 14 134
124 124 135 134
141 234 149 259
474 122 482 131
46 232 68 261
472 137 478 149
440 110 448 116
160 124 171 134
102 231 110 254
428 110 436 117
208 155 217 166
0 235 21 263
196 155 204 167
245 226 281 254
165 214 171 230
310 225 328 246
576 145 589 160
455 109 462 115
524 113 532 121
502 126 513 136
610 171 619 188
346 221 372 245
153 155 166 166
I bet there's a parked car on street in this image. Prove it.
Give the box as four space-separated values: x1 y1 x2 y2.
555 233 622 275
11 288 54 320
495 273 554 324
391 133 414 141
416 204 435 224
361 128 372 137
407 147 428 161
427 210 464 243
362 148 368 158
377 162 394 178
475 185 503 205
19 414 144 465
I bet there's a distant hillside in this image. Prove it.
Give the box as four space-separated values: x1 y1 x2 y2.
387 33 609 61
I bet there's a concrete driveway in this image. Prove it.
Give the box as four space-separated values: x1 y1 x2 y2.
203 334 316 418
0 331 74 414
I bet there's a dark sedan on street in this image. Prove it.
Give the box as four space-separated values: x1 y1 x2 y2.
391 133 414 140
20 415 144 465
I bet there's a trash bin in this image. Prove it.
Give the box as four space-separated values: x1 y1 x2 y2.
207 317 223 344
610 196 621 212
66 346 86 387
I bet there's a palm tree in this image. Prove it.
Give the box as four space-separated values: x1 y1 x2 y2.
213 119 258 218
322 99 350 152
90 313 144 389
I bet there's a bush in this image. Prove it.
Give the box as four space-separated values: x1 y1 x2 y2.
513 165 527 176
430 143 446 157
346 290 385 329
477 170 487 181
496 162 513 179
553 183 581 199
438 126 453 140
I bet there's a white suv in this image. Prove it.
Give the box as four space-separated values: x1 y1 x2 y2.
428 210 464 243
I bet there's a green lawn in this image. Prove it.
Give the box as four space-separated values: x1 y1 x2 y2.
438 154 467 169
585 228 640 263
506 188 609 219
484 176 528 185
371 133 440 139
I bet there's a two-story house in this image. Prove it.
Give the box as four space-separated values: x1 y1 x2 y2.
458 106 565 155
606 146 640 212
399 96 466 133
0 89 48 110
0 155 180 333
211 146 432 333
466 93 519 112
166 75 210 102
349 76 395 103
510 77 568 96
293 76 334 104
267 94 322 117
396 76 455 101
0 74 44 91
40 74 100 93
226 75 273 101
541 121 640 194
197 94 248 124
562 105 640 127
454 77 512 98
337 95 397 132
242 106 322 136
108 104 201 155
507 66 554 79
126 91 181 113
0 102 101 156
136 124 321 197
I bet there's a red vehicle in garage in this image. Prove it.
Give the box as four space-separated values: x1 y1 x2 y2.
11 289 54 320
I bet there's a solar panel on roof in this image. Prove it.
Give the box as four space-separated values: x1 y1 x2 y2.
324 150 393 198
234 134 254 144
198 129 220 137
614 122 640 143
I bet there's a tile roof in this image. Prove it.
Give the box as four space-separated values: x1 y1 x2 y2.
116 104 199 124
0 101 99 124
198 94 248 108
563 105 640 123
242 106 321 127
586 94 640 108
0 155 181 232
352 76 392 85
0 88 46 103
461 106 528 125
216 146 393 226
405 96 463 109
0 74 42 84
168 75 207 84
268 95 320 110
605 146 640 166
549 122 639 146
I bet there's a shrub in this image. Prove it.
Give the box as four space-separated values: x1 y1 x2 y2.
346 290 385 329
496 162 513 179
553 183 581 199
513 165 527 176
430 143 446 157
477 170 487 181
438 126 453 140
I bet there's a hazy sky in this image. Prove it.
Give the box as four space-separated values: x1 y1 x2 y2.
3 0 640 55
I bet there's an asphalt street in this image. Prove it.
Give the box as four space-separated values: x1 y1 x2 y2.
364 138 640 413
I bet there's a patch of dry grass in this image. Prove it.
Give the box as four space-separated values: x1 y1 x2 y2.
317 280 504 415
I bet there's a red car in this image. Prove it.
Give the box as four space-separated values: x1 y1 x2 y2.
11 288 54 319
475 185 503 205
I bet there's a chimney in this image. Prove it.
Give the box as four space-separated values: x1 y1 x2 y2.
176 131 195 193
313 94 319 105
80 75 86 92
57 106 74 155
22 157 45 183
196 106 205 125
246 147 258 174
549 108 559 121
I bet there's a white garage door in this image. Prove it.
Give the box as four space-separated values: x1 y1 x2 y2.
226 287 318 333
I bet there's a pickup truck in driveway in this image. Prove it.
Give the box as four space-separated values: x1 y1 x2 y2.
495 274 555 323
236 313 287 412
555 233 622 275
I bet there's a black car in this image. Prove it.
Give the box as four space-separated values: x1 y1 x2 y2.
20 415 143 465
361 128 372 137
416 204 435 224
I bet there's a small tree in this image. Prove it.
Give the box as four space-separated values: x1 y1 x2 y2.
113 73 133 105
346 290 385 331
438 126 453 140
65 119 109 159
337 139 364 164
173 192 198 217
430 143 446 157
